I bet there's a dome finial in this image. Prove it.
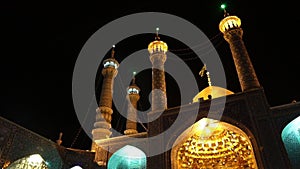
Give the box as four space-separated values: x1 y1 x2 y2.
199 64 206 77
111 45 115 58
56 132 63 145
199 64 212 86
207 71 212 87
220 3 229 17
132 71 137 85
155 27 160 40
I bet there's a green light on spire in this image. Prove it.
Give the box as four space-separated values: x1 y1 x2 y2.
221 4 226 10
220 3 228 17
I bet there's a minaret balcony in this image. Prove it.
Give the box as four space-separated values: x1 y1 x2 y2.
128 87 140 94
219 15 241 33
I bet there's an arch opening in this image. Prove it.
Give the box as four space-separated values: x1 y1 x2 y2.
171 118 258 169
281 115 300 168
108 145 146 169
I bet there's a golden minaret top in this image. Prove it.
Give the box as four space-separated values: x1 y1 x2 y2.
148 27 168 54
219 5 241 33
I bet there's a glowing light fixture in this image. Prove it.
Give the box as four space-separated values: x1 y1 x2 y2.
70 165 83 169
7 154 49 169
221 4 226 9
28 154 44 166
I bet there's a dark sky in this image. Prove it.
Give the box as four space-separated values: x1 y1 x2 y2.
1 1 299 150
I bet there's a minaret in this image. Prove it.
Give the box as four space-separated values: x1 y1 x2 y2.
148 28 168 111
91 45 119 166
147 28 168 169
124 72 140 135
219 9 260 91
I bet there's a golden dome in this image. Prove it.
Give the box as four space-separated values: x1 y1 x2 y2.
219 15 241 33
192 86 234 102
148 40 168 54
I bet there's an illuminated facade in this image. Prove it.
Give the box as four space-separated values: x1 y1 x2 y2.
1 11 300 169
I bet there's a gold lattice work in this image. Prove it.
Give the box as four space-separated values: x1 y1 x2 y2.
219 15 241 33
174 118 258 169
148 40 168 54
6 154 49 169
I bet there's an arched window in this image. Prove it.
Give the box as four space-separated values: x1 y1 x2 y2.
171 118 258 169
108 145 146 169
7 154 49 169
281 116 300 168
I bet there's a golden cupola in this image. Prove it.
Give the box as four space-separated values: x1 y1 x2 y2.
148 28 168 54
219 13 241 33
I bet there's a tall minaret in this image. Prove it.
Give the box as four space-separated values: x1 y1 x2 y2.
219 10 260 91
148 28 168 111
91 45 119 166
124 72 140 135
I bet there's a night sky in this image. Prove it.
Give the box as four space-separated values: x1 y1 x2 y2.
1 1 299 150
